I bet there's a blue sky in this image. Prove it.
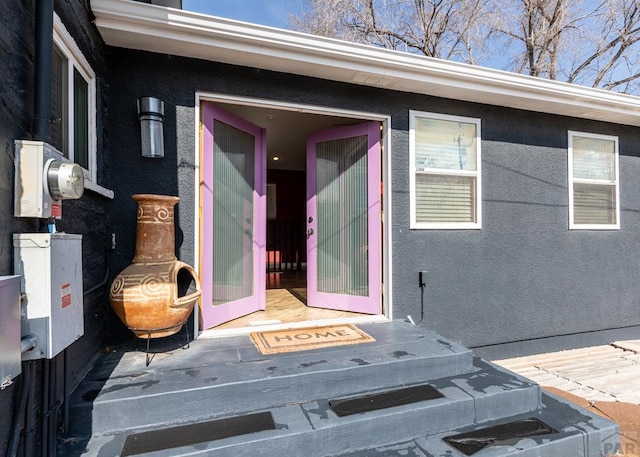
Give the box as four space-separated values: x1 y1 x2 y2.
182 0 304 29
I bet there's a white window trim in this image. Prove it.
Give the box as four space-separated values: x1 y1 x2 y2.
568 130 619 230
409 110 482 229
53 13 98 184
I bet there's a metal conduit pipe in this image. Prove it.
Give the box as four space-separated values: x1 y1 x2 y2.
24 362 35 457
63 348 70 433
47 357 59 457
84 250 112 296
7 362 31 457
34 3 55 454
41 359 50 457
20 334 39 354
34 0 54 141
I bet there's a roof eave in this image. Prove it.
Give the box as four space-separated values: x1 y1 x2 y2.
91 0 640 127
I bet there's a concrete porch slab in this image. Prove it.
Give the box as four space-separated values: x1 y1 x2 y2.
67 321 474 436
59 321 619 457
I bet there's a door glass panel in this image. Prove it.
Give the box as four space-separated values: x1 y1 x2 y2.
213 119 255 305
316 135 369 296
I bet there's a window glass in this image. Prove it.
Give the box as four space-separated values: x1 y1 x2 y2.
51 43 68 156
410 112 481 229
572 137 615 180
73 68 89 169
573 183 616 225
569 132 619 229
53 13 96 182
415 174 476 223
414 118 477 171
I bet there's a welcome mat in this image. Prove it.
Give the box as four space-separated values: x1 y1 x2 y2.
250 324 375 355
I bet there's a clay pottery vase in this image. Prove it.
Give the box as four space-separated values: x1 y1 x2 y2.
109 194 201 339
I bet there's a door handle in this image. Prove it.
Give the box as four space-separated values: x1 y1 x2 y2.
306 228 314 238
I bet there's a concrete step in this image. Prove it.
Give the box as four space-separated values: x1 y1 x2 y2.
338 392 619 457
59 358 542 457
58 322 619 457
66 322 473 436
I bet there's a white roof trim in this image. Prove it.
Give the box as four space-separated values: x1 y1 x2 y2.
91 0 640 126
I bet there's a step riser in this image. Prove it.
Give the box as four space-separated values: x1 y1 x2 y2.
78 350 474 435
58 323 619 457
209 400 477 457
67 415 617 457
76 383 541 457
225 395 616 457
415 398 620 457
195 431 592 457
420 432 596 457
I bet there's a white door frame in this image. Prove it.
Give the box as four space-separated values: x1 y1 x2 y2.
193 92 393 337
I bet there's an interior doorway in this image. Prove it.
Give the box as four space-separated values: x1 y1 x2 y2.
199 99 386 332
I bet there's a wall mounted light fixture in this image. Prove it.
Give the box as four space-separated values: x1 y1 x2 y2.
137 96 165 158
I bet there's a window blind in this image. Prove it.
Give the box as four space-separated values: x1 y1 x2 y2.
569 132 618 228
411 113 480 227
573 183 616 225
316 135 369 296
415 174 475 223
212 120 255 305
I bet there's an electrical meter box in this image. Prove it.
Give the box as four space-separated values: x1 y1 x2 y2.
14 233 84 360
14 140 85 219
0 276 21 388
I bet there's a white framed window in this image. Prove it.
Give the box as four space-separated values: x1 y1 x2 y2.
410 111 481 229
52 13 97 184
568 131 619 230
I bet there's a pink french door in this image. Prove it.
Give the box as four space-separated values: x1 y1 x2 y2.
306 122 381 314
200 103 266 329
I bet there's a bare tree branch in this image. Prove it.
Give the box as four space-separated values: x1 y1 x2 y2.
289 0 640 94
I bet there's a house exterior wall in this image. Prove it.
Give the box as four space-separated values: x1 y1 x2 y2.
394 107 640 349
52 0 113 374
0 3 37 452
104 47 640 352
13 2 640 455
0 1 110 455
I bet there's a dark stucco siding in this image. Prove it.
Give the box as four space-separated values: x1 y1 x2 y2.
104 47 640 351
394 106 640 348
0 3 36 453
51 0 112 399
105 51 190 299
0 0 39 270
1 1 110 455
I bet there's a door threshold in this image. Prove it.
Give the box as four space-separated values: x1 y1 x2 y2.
197 315 389 339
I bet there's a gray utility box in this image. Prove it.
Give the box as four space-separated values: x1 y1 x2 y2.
0 276 21 388
14 233 84 360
